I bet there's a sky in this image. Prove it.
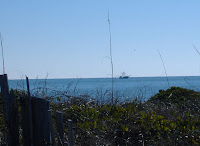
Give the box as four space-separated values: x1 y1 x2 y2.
1 1 200 79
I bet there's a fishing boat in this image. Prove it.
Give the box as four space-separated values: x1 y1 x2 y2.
119 72 129 79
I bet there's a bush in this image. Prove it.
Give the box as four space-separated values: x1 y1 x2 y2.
1 87 200 145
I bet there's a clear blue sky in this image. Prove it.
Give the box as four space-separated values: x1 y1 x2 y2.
1 1 200 79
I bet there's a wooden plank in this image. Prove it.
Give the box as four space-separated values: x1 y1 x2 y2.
26 76 31 98
26 76 33 146
48 110 56 146
67 119 74 146
56 111 64 146
21 76 34 146
9 91 20 146
0 74 20 146
32 97 50 145
0 74 10 123
21 97 30 145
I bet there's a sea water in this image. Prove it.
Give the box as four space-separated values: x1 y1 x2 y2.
8 76 200 101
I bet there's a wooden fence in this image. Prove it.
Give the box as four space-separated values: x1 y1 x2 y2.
0 74 73 146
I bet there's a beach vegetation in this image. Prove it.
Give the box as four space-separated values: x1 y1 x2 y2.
0 86 200 145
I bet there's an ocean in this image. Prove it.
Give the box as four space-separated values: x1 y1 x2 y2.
8 76 200 101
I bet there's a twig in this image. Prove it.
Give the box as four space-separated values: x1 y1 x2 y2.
73 78 81 96
193 44 200 56
157 50 170 88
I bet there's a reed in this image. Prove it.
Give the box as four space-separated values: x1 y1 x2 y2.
157 50 170 88
108 11 114 104
0 33 5 74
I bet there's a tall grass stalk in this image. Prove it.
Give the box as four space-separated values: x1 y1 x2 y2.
0 33 5 74
157 50 170 88
108 11 114 104
193 44 200 56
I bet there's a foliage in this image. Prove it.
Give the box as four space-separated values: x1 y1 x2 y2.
50 87 200 145
0 94 6 145
1 86 200 145
149 86 200 102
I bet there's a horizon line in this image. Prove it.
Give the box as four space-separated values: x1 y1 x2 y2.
8 75 200 80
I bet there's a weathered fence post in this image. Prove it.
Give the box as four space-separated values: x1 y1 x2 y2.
68 119 74 146
56 111 64 146
21 76 34 146
0 74 19 146
32 97 50 145
26 76 34 146
48 110 56 146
